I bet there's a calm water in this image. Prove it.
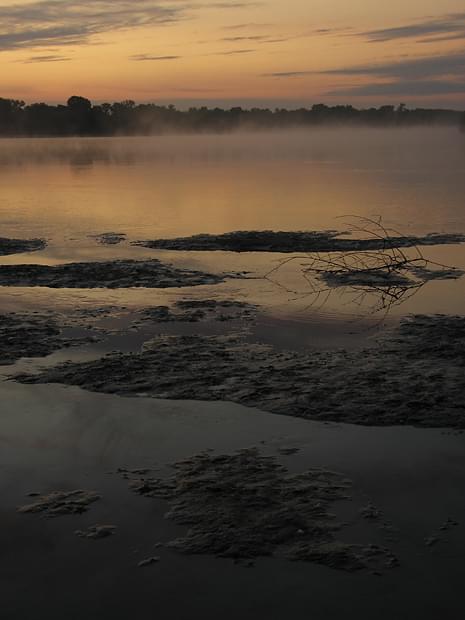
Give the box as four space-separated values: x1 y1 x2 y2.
0 127 464 322
2 129 465 620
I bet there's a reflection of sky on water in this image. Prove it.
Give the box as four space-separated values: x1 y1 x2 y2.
0 128 464 324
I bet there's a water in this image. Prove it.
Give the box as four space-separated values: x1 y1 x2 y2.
2 128 465 619
0 128 464 324
1 128 465 240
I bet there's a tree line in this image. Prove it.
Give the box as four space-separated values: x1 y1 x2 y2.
0 96 464 136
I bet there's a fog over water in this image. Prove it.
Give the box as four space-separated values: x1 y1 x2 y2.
1 128 464 239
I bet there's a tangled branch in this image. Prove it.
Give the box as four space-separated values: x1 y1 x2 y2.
264 216 464 321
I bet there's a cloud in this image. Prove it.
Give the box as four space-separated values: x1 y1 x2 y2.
131 54 181 61
222 23 270 30
0 0 257 52
211 48 255 56
359 13 465 43
264 51 465 81
220 34 299 44
21 54 71 63
326 80 465 97
322 51 465 97
321 51 465 80
263 51 465 97
262 71 312 78
221 35 268 42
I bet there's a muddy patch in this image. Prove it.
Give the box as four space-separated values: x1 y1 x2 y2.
321 266 463 289
124 448 397 572
0 259 235 289
90 232 127 245
16 314 465 428
18 490 100 518
0 236 46 256
135 299 257 325
0 312 95 366
75 524 117 539
133 230 465 253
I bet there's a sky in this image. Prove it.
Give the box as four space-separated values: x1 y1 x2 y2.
0 0 464 108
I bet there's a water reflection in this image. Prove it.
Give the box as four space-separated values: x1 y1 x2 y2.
0 129 464 321
265 217 465 322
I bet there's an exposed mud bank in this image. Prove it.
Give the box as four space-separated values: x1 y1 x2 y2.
0 237 46 256
322 266 464 288
134 230 465 253
135 299 257 324
124 448 397 572
90 232 127 245
15 314 465 428
0 312 93 366
0 259 235 289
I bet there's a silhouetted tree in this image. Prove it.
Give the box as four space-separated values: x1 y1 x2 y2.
67 96 94 135
0 96 462 136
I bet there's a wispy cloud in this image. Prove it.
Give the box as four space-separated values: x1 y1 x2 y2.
222 22 270 31
262 70 312 78
131 54 181 61
263 51 465 97
221 35 268 42
0 0 257 52
359 13 465 43
321 51 465 80
211 48 255 56
326 80 465 97
20 54 71 63
264 51 465 80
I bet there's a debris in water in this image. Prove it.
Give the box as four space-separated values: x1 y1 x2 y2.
138 557 160 568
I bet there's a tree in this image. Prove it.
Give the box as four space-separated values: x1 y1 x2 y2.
67 96 92 111
66 96 93 134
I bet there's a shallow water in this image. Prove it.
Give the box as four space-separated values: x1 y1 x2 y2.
2 380 465 620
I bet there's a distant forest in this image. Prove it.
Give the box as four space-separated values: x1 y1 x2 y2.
1 96 464 136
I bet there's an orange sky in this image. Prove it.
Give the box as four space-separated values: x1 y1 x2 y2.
0 0 464 108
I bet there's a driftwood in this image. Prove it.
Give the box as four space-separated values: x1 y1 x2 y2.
265 217 464 320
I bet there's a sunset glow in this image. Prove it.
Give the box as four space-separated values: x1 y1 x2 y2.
1 0 464 107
